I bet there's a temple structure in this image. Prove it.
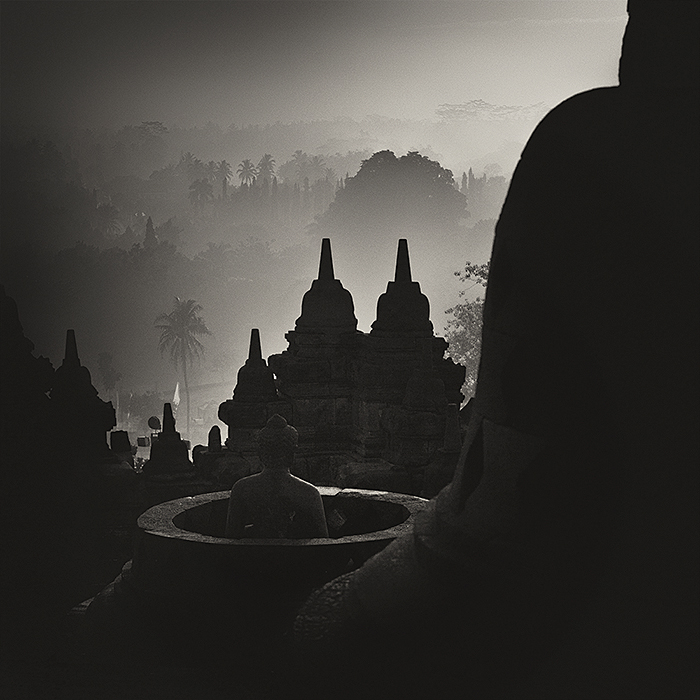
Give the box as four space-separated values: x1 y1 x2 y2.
50 329 118 463
219 238 466 493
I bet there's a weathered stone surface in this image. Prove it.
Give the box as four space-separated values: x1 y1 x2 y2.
334 460 415 494
250 238 466 486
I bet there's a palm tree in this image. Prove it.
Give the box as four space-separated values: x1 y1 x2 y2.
257 154 276 184
188 178 213 211
309 155 326 182
237 159 258 186
187 156 205 182
95 202 122 238
291 150 308 182
204 160 218 182
217 160 232 198
155 298 211 438
177 152 196 175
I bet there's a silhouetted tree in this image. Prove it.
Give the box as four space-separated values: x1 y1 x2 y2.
204 160 218 182
95 202 121 238
237 159 258 186
308 155 326 182
291 150 309 182
256 154 276 184
319 150 467 242
444 261 490 399
155 297 211 438
137 121 168 139
188 178 213 211
217 160 232 198
97 351 121 395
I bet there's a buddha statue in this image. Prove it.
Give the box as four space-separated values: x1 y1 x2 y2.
225 414 329 539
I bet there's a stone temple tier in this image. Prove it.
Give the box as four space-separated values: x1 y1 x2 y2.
241 237 469 493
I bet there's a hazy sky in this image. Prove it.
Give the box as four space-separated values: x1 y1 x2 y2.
1 1 627 131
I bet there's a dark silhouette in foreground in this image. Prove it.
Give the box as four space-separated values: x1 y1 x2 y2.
293 3 700 698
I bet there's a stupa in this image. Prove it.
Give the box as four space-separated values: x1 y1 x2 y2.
49 329 118 462
233 237 469 492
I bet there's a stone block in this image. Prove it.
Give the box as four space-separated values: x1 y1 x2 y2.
292 397 335 427
385 437 443 469
334 396 351 425
284 359 332 383
334 460 415 494
382 407 445 440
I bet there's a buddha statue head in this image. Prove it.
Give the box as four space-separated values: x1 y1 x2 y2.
257 414 298 471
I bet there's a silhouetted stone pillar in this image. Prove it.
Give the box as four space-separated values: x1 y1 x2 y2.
213 330 290 487
293 237 358 336
208 425 222 453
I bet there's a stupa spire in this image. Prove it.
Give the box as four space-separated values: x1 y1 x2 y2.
318 238 335 281
63 329 80 368
371 239 433 337
248 328 263 362
294 238 357 334
228 328 278 402
162 402 177 433
394 239 412 283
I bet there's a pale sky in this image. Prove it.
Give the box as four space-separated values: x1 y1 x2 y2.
1 1 628 130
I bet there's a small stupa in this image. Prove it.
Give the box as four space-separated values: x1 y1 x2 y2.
371 238 433 338
219 328 290 448
142 403 194 478
293 237 358 336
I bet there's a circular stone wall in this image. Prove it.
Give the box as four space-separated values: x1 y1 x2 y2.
130 487 427 613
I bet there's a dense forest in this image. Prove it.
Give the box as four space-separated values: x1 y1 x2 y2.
0 120 510 443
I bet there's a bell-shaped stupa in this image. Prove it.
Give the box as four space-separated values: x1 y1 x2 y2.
294 238 357 335
371 239 433 337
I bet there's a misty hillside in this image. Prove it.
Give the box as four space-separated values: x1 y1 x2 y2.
0 112 521 444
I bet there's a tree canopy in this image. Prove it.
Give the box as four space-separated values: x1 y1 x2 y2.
318 150 467 238
155 297 211 437
444 260 490 400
